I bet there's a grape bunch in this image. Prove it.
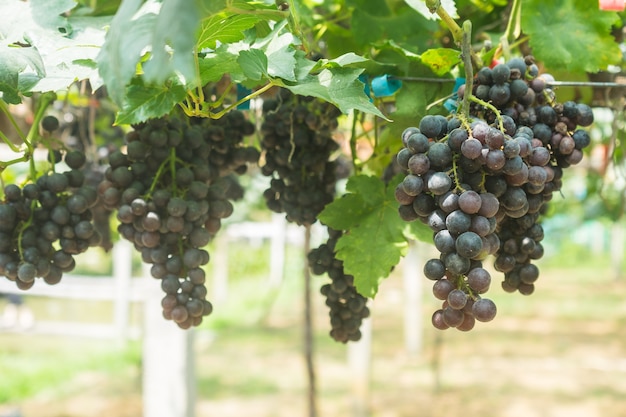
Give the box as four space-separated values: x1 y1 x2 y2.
308 228 370 343
395 56 593 330
0 145 101 289
260 90 341 226
97 111 258 328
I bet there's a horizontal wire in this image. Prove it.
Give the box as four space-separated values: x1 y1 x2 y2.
389 76 626 88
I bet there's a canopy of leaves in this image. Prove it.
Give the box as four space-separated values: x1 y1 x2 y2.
521 0 622 74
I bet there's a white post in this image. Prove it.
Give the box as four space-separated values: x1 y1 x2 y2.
142 265 195 417
348 315 372 417
611 222 624 280
113 239 133 344
403 240 423 355
269 212 287 287
212 234 229 303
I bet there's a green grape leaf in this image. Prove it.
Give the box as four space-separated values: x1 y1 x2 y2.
238 48 269 81
319 175 410 297
96 0 152 105
521 0 622 74
0 46 45 104
143 0 199 84
30 0 76 34
197 14 262 50
0 1 109 101
420 48 461 76
265 33 297 82
198 48 240 84
286 65 388 120
114 79 187 125
311 53 370 72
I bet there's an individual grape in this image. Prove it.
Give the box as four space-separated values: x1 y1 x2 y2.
447 289 468 310
424 258 446 280
455 231 483 259
442 306 465 327
491 63 511 84
431 309 450 330
432 278 455 300
472 298 497 322
467 267 491 293
41 115 60 132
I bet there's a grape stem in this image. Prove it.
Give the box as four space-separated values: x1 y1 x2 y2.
17 199 38 262
469 95 505 132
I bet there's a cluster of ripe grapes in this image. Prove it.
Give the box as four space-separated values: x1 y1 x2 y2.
97 111 258 328
395 57 593 331
308 228 370 343
0 116 101 289
260 90 341 226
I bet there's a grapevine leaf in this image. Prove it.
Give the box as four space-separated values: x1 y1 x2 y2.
420 48 461 76
334 228 406 298
238 49 269 81
0 1 109 100
114 79 187 125
521 0 622 73
319 175 409 297
96 0 153 105
350 6 437 53
143 0 199 84
286 66 388 120
266 33 297 82
197 14 262 50
30 0 76 34
198 48 240 85
0 46 45 103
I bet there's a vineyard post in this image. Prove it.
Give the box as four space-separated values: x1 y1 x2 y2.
142 264 196 417
403 240 423 355
113 239 133 346
347 316 372 417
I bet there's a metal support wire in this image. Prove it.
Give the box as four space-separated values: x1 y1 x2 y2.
389 76 626 88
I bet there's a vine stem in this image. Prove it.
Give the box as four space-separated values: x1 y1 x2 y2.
208 82 275 119
424 0 463 43
460 20 474 121
303 224 318 417
496 0 522 61
0 100 26 147
349 110 360 174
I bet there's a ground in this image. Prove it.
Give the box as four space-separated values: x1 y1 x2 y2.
0 240 625 417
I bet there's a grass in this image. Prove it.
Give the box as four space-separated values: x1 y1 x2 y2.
1 229 625 417
0 335 141 403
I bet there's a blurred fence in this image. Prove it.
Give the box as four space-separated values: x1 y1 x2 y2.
0 215 428 417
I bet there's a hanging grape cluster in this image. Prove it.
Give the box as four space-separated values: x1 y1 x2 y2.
308 228 370 343
97 111 259 328
260 90 342 226
0 116 101 289
395 57 593 331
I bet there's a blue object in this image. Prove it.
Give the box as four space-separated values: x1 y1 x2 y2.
359 74 372 101
445 77 467 113
371 74 402 97
236 84 252 110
